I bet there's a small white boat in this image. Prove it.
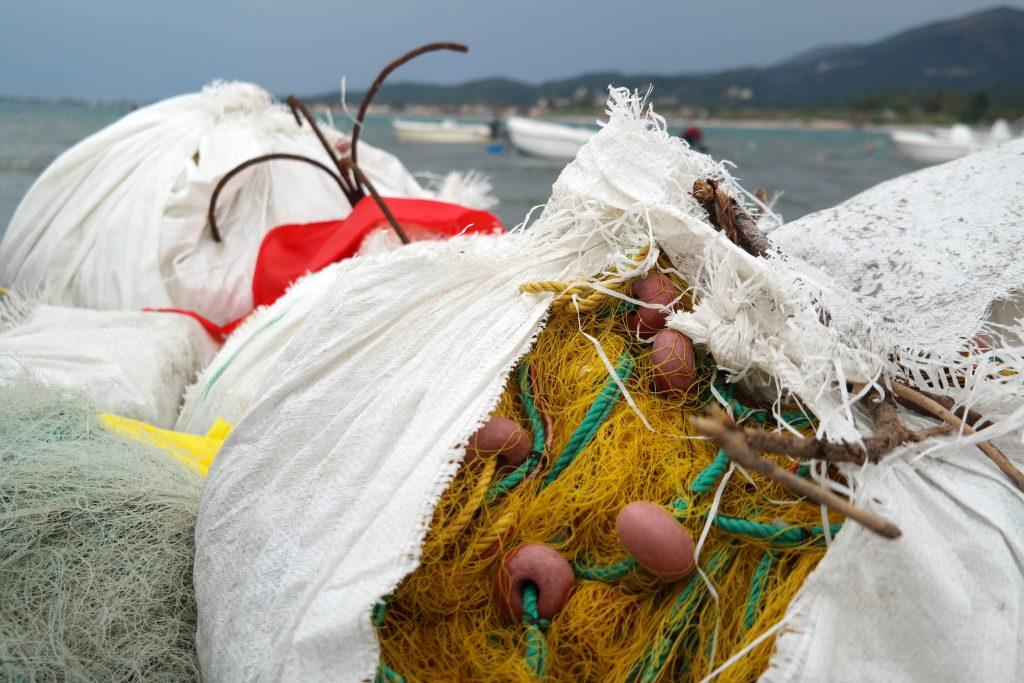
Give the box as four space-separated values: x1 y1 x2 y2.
891 121 1016 165
392 118 490 144
506 116 595 161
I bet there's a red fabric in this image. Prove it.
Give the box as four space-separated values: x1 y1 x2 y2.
142 308 243 343
145 197 503 341
252 196 503 309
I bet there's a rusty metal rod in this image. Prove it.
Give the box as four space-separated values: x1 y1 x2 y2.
206 153 349 242
350 42 468 174
286 95 360 203
344 161 410 245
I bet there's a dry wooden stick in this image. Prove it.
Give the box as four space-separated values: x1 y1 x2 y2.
726 397 949 466
864 395 953 452
692 179 773 257
893 385 989 429
888 380 1024 493
754 187 769 208
691 411 903 539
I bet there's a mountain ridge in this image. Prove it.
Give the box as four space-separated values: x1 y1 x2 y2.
308 6 1024 114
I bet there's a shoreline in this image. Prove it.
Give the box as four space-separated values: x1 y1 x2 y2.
0 97 951 135
544 113 944 133
367 110 939 134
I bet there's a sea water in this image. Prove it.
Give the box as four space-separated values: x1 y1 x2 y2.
0 101 917 240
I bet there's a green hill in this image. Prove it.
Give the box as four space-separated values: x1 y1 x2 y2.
309 6 1024 120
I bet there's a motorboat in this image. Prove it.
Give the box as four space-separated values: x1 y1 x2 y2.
891 120 1016 164
392 118 490 144
505 116 595 161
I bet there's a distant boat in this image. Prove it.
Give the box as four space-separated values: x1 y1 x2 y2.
891 120 1016 164
506 116 595 161
392 118 490 144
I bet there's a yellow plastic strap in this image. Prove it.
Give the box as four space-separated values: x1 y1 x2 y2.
100 413 234 477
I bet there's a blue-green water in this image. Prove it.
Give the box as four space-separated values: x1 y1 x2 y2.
0 101 916 238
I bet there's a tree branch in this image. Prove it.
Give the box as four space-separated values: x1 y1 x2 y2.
717 394 945 466
690 411 902 539
888 380 1024 493
692 179 773 258
893 385 989 429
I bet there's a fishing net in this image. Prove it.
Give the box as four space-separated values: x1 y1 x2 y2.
376 276 839 682
0 380 202 681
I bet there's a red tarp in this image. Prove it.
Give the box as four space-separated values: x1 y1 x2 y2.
149 197 503 340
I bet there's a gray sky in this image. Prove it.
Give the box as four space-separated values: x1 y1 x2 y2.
0 0 1012 101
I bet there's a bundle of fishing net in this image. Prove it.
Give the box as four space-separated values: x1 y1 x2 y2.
0 380 202 681
0 81 494 323
194 88 1024 682
376 280 835 681
0 292 216 426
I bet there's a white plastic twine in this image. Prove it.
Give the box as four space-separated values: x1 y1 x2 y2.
338 75 359 127
578 325 653 432
692 462 734 678
698 618 789 683
693 381 795 680
693 376 795 681
691 376 735 676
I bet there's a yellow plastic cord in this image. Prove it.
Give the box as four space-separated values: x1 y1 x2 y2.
434 457 498 548
520 245 651 313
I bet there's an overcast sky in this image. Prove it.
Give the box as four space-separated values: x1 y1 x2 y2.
1 1 1014 101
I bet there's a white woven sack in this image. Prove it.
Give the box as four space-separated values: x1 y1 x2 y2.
175 261 344 434
771 138 1024 357
0 305 216 426
761 431 1024 682
194 90 1024 681
175 208 503 436
0 82 436 324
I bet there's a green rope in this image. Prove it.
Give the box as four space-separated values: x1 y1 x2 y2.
519 363 546 454
689 375 815 498
668 496 688 517
572 556 639 581
616 299 638 314
626 549 729 683
371 598 388 627
486 452 540 501
375 662 405 683
780 413 813 429
486 364 546 501
743 550 778 630
603 298 636 319
712 515 842 546
708 376 815 430
522 583 549 679
542 350 634 488
690 449 730 493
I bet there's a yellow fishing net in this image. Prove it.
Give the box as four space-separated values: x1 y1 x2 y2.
377 271 842 682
